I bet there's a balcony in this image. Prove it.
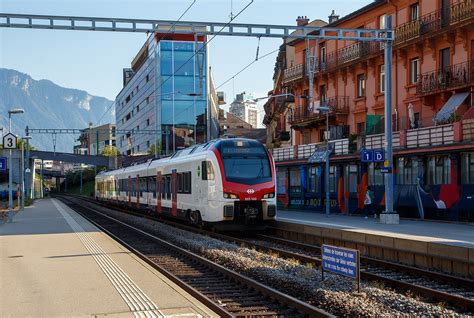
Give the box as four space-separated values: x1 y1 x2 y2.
324 42 381 72
416 60 474 95
290 96 350 125
283 64 304 84
271 138 349 162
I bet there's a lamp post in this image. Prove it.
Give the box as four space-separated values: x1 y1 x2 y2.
316 105 331 217
21 136 32 210
7 108 25 223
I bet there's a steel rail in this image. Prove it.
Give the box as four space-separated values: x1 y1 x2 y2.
59 196 333 318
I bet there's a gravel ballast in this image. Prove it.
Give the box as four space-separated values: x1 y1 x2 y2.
88 203 468 317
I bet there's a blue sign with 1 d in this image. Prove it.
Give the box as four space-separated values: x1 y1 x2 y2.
361 149 373 162
0 157 7 171
321 244 361 291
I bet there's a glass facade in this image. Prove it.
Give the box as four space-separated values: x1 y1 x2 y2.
115 35 214 156
157 40 207 155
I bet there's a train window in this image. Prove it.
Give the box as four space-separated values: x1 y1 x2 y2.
140 177 147 197
148 177 156 198
161 177 166 199
428 155 451 185
178 173 184 193
167 176 171 199
461 152 474 184
183 172 191 194
201 161 208 180
207 161 215 180
308 167 319 193
397 158 419 185
131 178 136 196
369 163 384 186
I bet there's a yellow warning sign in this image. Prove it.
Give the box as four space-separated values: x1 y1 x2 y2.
384 160 389 167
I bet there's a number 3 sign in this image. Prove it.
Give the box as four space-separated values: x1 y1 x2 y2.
3 133 17 149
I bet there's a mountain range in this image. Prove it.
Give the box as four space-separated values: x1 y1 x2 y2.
0 68 115 152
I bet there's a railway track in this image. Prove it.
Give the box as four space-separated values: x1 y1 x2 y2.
60 195 474 313
58 196 332 318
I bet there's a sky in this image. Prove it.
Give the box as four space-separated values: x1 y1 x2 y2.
0 0 372 128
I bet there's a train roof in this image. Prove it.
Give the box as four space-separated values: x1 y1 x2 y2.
96 138 265 177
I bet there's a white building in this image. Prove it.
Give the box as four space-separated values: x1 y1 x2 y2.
229 92 258 128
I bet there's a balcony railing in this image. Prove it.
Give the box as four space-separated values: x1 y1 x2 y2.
449 0 474 25
324 42 381 71
395 9 442 44
283 64 304 83
416 60 474 95
290 96 349 124
406 123 454 148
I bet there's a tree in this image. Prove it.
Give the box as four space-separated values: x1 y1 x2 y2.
147 140 162 156
100 145 117 157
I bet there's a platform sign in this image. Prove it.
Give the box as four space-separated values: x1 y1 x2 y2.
381 167 392 173
2 133 17 149
321 244 360 292
0 157 6 171
361 149 373 163
373 149 385 162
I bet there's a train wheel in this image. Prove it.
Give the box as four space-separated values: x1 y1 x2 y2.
189 210 202 226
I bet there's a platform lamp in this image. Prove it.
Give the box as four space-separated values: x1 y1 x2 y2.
21 136 32 210
7 108 25 223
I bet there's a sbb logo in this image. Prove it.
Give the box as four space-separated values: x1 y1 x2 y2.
246 189 255 194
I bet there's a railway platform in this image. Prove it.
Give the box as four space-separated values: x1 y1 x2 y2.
0 198 217 317
274 210 474 278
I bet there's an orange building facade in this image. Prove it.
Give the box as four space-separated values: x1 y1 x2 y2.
264 0 474 221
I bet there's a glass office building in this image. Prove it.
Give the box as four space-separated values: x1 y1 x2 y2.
115 34 218 156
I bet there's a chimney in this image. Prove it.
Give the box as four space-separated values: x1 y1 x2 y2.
296 16 310 26
328 10 339 24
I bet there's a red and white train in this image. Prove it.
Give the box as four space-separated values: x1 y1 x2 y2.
95 138 277 230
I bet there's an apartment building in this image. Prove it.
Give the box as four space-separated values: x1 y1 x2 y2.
265 0 474 221
229 92 259 128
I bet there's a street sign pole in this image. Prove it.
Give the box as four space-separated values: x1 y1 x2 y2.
7 148 13 223
382 15 399 224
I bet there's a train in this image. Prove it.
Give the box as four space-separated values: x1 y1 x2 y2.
95 138 277 230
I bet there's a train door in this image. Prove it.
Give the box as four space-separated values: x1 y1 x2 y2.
171 169 177 216
199 161 210 211
156 171 162 214
128 176 131 208
136 174 140 209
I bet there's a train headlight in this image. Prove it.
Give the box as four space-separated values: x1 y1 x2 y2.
263 192 275 199
224 192 238 199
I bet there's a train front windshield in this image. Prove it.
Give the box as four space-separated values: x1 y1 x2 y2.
221 144 272 185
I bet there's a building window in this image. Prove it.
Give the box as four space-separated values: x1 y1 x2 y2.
137 145 140 153
304 131 311 144
320 43 326 64
379 14 386 29
379 65 385 93
329 166 337 192
357 122 365 135
396 157 419 184
410 58 419 84
369 162 384 186
411 3 419 21
347 165 358 193
428 155 451 185
146 74 149 82
136 125 139 131
308 167 319 193
146 96 150 104
147 140 150 148
146 118 150 126
277 170 287 194
440 48 450 70
289 168 301 193
320 85 327 103
461 152 474 184
357 74 365 97
136 105 140 113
